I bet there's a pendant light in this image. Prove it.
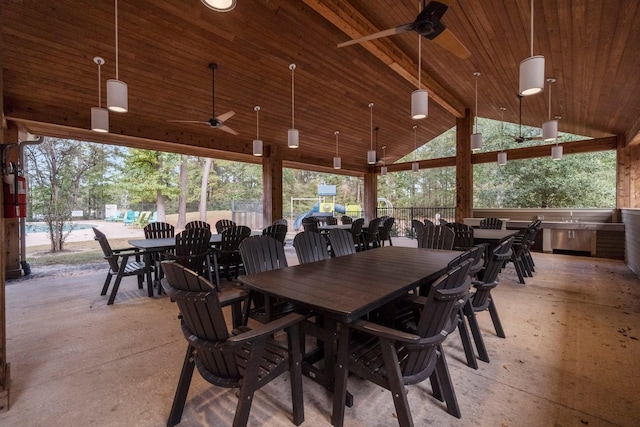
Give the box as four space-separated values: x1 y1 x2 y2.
412 125 419 172
201 0 237 12
471 72 483 151
551 142 563 160
287 63 299 148
333 130 341 169
497 107 507 166
380 145 387 175
411 7 428 120
542 78 558 141
107 0 128 113
91 56 109 133
367 103 376 164
253 106 263 156
519 0 545 96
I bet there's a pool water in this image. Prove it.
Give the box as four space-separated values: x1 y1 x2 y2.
25 223 97 233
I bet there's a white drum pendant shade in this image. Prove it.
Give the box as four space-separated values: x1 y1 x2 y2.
412 162 419 173
551 144 563 160
201 0 236 12
107 79 128 112
367 150 376 165
411 89 428 120
91 107 109 132
333 156 341 169
471 132 483 151
288 128 299 148
543 119 558 141
519 55 545 96
381 165 387 176
253 139 263 156
497 151 507 166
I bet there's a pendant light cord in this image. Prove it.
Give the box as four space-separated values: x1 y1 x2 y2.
115 0 119 80
97 61 102 107
369 103 374 150
290 64 296 128
413 125 417 162
474 73 479 132
335 131 339 156
548 80 552 120
530 0 534 57
417 1 422 89
255 106 260 139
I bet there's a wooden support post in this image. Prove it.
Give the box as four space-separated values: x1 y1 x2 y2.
455 109 473 222
363 169 377 221
262 144 283 226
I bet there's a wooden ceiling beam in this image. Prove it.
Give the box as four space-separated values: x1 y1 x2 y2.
302 0 466 118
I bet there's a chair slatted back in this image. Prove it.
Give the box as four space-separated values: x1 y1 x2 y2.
161 262 240 382
325 216 338 225
301 217 319 233
349 218 364 239
340 215 353 225
479 217 503 230
423 219 434 227
262 224 287 245
185 220 211 231
272 218 288 227
215 219 235 234
220 225 251 252
444 222 475 250
473 237 514 310
402 261 472 377
174 228 212 277
93 227 120 272
412 219 425 241
144 221 175 239
328 228 356 257
362 217 382 245
378 217 395 241
240 235 288 274
294 231 331 264
419 225 455 250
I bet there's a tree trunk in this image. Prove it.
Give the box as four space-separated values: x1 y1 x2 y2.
177 155 188 228
156 190 166 222
199 157 211 221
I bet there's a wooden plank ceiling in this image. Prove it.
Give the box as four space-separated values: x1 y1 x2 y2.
2 0 640 174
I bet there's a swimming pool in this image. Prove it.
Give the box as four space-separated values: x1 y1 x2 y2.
25 223 97 233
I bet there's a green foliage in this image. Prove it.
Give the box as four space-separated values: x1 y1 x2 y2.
119 149 180 203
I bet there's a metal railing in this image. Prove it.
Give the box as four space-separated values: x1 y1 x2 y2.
376 207 456 238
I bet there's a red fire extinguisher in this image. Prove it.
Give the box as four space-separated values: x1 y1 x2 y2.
4 163 27 218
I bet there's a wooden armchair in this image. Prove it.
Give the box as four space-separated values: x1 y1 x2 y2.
160 261 305 427
293 231 331 264
184 220 211 231
419 225 455 250
345 263 472 425
301 216 319 233
328 228 356 257
412 219 425 241
349 218 365 251
378 217 395 246
214 219 236 234
92 227 150 305
479 217 503 229
361 217 382 250
213 225 251 281
444 222 475 251
169 228 214 284
340 215 353 225
262 223 287 246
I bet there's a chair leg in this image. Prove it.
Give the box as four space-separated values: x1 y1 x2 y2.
464 304 490 363
512 256 526 284
234 340 267 427
101 272 113 296
433 346 461 418
167 345 196 427
488 299 506 338
107 275 124 305
380 338 413 427
456 307 478 369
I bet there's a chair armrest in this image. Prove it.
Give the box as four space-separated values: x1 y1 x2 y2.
111 247 140 255
397 294 427 310
350 319 421 343
218 287 249 307
228 312 309 344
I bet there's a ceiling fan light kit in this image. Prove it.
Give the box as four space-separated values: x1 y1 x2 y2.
253 106 263 156
201 0 236 12
542 78 558 141
519 0 545 96
333 130 341 169
91 56 109 132
288 63 299 148
107 0 128 113
471 71 483 151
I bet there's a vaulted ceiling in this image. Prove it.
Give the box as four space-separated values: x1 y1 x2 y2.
2 0 640 174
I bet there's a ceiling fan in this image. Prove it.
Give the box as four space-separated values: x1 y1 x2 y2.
338 0 470 60
512 95 543 143
374 128 392 165
167 62 238 135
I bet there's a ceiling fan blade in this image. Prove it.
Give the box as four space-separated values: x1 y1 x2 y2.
430 28 471 59
167 120 210 125
218 124 238 136
338 23 413 48
417 0 449 22
216 110 235 123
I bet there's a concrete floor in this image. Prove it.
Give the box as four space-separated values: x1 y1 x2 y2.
2 239 640 426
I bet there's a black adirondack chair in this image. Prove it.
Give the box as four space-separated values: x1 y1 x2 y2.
444 222 475 251
214 219 236 234
361 217 382 250
272 218 288 227
378 217 395 246
412 219 425 241
184 220 211 231
478 217 503 229
463 237 514 363
293 231 331 264
213 225 251 281
169 227 214 284
328 228 356 257
419 225 455 250
506 226 536 284
349 218 365 251
325 216 338 225
160 261 305 427
424 218 435 227
143 221 176 291
301 216 319 233
340 215 353 225
239 235 294 324
345 262 472 425
262 223 287 246
93 227 150 305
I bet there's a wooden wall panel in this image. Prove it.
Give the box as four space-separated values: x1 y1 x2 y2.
621 209 640 276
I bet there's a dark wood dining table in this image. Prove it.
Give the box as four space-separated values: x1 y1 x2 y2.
238 246 462 427
473 228 518 245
